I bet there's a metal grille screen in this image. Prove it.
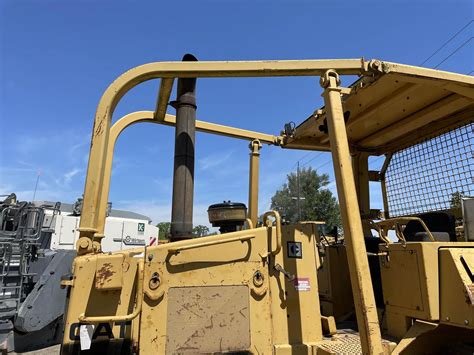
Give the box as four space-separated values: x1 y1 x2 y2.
385 122 474 217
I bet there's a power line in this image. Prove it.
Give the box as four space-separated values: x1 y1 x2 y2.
434 37 473 69
313 159 333 171
298 151 313 162
292 151 312 169
300 151 326 167
420 20 473 66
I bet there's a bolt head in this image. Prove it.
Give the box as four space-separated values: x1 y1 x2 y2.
253 270 264 287
149 273 160 290
78 239 89 249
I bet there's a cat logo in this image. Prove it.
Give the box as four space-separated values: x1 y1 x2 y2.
69 321 131 341
287 241 302 258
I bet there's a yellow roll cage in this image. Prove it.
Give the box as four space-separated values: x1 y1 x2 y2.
75 58 473 354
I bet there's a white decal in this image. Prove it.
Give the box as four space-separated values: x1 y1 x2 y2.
79 324 95 350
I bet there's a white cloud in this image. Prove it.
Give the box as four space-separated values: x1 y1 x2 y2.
326 181 338 198
63 168 81 184
198 151 234 171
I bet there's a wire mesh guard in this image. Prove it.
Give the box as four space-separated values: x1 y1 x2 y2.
385 122 473 217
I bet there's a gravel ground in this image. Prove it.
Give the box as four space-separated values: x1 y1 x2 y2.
13 345 60 355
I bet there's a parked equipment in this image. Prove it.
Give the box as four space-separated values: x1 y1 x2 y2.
0 194 158 352
61 57 473 354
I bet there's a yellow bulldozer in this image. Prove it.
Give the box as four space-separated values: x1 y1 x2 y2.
59 56 474 354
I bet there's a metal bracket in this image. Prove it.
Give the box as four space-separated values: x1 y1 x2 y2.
274 263 295 281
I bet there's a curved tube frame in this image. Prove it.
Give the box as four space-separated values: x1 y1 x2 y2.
372 216 436 244
72 58 388 354
78 59 368 253
93 110 281 240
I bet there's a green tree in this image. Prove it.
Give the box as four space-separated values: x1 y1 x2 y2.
193 225 210 237
270 167 341 228
450 191 464 209
156 222 171 240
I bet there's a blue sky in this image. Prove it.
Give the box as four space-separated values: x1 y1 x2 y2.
0 0 472 227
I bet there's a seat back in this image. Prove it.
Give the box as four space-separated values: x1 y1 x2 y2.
404 212 456 242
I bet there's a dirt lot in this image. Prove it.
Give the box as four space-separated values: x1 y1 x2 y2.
13 345 60 355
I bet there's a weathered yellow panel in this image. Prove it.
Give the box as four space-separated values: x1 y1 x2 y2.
380 243 441 322
318 245 354 320
439 248 474 329
166 285 250 354
139 227 274 354
270 223 323 347
381 250 423 311
62 253 140 353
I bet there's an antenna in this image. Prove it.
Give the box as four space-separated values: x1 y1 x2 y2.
32 170 41 201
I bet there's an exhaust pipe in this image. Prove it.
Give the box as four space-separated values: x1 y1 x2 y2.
170 54 198 241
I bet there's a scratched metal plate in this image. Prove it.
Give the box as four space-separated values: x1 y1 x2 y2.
166 285 250 354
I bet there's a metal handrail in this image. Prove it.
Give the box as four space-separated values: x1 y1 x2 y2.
262 210 282 256
0 242 13 277
372 217 436 243
168 235 255 255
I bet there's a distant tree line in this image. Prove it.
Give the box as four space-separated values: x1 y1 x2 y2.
155 222 211 240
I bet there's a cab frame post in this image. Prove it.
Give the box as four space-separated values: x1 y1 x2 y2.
248 139 262 227
321 70 383 354
352 152 372 237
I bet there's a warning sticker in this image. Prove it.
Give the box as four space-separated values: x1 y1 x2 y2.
294 277 310 292
79 324 95 350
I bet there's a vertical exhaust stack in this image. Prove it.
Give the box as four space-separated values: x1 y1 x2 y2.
170 54 198 241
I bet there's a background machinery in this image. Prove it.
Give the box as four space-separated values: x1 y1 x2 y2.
60 57 473 354
0 194 158 352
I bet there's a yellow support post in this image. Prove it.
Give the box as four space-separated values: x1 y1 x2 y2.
321 70 383 354
248 139 262 227
352 152 372 237
380 154 392 219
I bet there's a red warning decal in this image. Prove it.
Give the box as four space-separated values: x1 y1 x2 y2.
294 277 310 292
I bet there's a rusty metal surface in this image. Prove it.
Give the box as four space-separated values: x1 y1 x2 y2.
166 285 250 354
137 227 274 354
94 254 123 290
